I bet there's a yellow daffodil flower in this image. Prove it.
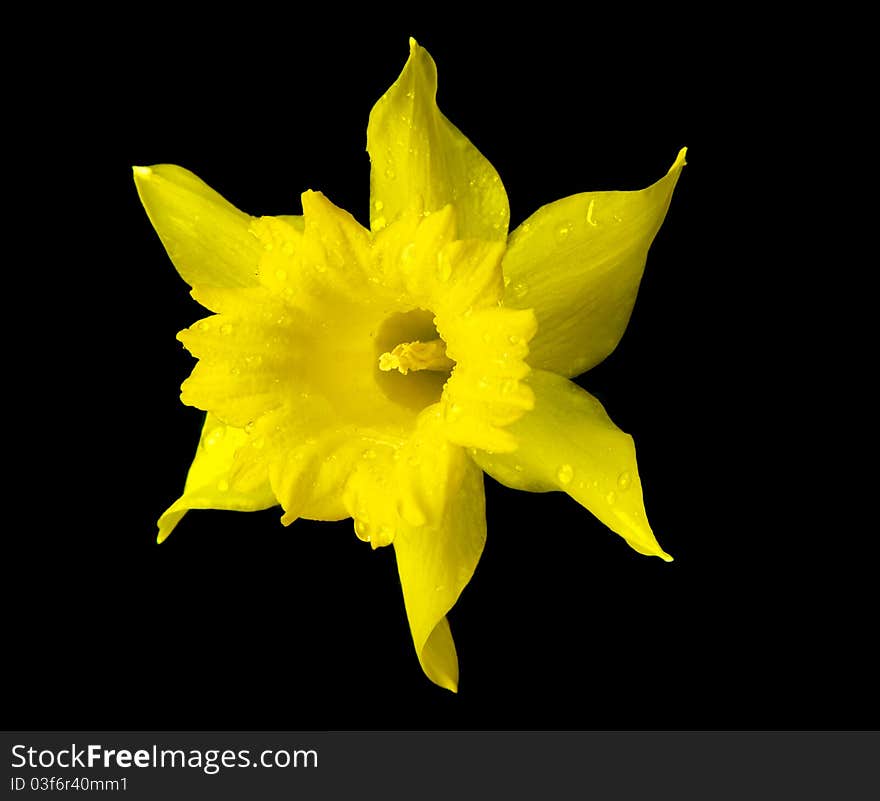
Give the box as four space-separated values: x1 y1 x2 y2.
133 38 686 692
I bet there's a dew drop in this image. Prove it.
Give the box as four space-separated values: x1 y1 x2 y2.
204 427 225 448
374 200 384 212
263 242 274 252
384 168 396 180
514 464 524 472
445 402 463 422
508 334 520 345
617 471 632 491
244 420 255 434
512 282 528 299
373 216 387 231
606 490 617 504
557 464 574 485
555 222 573 242
281 241 295 255
362 449 377 460
377 525 394 545
354 519 371 542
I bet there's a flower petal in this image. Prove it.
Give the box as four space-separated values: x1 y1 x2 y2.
470 369 671 561
393 452 486 691
157 413 276 543
367 38 509 240
502 149 687 377
133 165 262 289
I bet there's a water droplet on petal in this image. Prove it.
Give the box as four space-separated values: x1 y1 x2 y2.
555 222 573 242
204 427 225 448
374 200 384 212
362 449 377 460
354 519 371 542
617 471 632 491
512 282 528 299
377 525 394 545
557 464 574 485
606 491 617 504
445 402 463 422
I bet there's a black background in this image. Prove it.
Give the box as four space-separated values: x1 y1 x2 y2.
9 12 871 731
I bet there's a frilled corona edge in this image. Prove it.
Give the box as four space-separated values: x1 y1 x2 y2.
134 37 686 691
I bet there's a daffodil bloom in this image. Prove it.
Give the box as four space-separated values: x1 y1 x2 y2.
134 38 686 692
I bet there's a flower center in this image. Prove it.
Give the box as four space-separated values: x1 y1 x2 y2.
374 309 454 412
378 338 454 375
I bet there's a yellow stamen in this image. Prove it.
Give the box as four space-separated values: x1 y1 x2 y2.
378 338 454 376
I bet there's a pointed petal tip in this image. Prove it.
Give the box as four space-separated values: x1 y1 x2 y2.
433 673 458 693
156 528 170 544
408 36 419 52
132 165 153 180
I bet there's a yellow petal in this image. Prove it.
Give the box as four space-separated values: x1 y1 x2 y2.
157 413 276 543
133 165 262 289
393 453 486 691
503 149 687 377
470 369 671 561
367 38 509 240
